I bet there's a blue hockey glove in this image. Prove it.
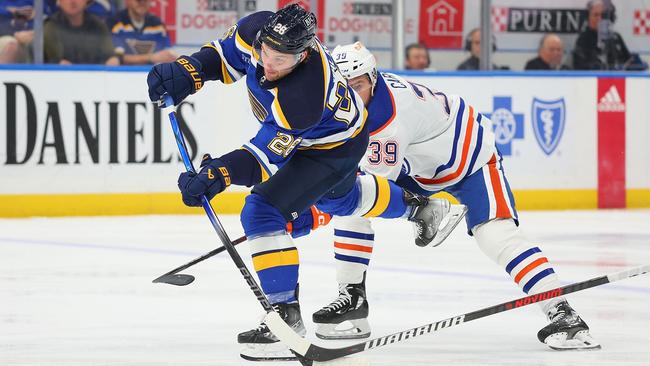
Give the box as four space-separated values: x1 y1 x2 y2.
178 154 231 207
147 56 204 105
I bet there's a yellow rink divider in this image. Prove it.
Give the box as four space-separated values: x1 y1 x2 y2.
0 189 649 218
431 189 599 210
0 192 248 218
627 189 650 208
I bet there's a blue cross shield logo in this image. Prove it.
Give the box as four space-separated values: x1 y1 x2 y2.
531 98 565 155
483 97 524 156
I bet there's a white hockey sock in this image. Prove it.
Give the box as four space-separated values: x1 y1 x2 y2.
473 219 565 314
333 217 374 284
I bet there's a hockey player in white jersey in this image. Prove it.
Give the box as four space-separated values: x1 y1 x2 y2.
312 42 600 351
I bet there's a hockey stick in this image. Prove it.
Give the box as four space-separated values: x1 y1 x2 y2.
152 235 247 286
160 95 285 338
265 264 650 364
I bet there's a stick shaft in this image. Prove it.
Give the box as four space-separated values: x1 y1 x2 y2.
350 265 649 357
163 96 273 313
266 264 650 362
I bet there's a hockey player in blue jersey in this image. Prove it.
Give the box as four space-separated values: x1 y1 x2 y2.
146 4 461 361
307 42 600 351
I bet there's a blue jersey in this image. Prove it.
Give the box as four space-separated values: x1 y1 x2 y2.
0 0 55 32
108 10 171 55
0 0 35 17
201 11 366 178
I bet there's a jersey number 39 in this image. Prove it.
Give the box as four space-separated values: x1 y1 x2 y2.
367 140 397 165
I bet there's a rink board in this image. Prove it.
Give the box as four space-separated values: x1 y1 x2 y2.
0 67 649 216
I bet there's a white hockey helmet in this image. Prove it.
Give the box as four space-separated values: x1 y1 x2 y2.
331 42 378 91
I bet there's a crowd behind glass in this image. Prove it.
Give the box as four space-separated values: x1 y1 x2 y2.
0 0 647 71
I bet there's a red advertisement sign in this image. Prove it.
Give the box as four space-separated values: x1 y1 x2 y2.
597 78 626 208
150 0 177 44
418 0 464 49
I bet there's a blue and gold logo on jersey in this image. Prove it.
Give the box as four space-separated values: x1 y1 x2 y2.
222 24 237 39
532 98 565 156
248 89 269 121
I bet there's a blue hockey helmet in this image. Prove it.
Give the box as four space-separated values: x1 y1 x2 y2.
258 4 317 54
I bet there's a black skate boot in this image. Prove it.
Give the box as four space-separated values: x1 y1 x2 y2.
537 300 601 351
238 302 306 361
405 191 466 247
313 281 370 339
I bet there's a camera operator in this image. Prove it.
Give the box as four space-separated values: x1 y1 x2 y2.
572 0 640 70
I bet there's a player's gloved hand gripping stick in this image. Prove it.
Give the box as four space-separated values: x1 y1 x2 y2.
177 153 232 206
148 56 204 105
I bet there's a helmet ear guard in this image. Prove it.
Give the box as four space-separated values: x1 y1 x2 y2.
331 42 378 91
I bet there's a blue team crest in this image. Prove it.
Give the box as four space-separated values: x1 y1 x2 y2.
532 98 566 155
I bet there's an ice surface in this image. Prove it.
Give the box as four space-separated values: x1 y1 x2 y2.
2 210 649 365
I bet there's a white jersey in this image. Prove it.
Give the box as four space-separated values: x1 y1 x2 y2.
360 72 497 192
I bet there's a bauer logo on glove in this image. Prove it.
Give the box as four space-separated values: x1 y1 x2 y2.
147 55 205 105
176 57 203 91
177 154 231 206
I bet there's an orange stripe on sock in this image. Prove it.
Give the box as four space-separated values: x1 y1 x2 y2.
334 241 373 253
514 257 549 284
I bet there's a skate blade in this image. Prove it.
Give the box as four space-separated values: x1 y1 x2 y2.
430 204 467 247
316 319 371 340
240 342 297 361
545 330 602 351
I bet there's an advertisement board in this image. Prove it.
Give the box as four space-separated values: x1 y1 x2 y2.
1 69 648 216
0 70 256 195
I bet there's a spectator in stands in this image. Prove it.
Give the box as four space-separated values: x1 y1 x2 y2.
0 1 35 63
573 0 639 70
404 43 431 70
48 0 118 21
108 0 176 65
457 28 508 70
86 0 118 21
44 0 118 64
0 36 23 63
457 28 481 70
525 33 570 70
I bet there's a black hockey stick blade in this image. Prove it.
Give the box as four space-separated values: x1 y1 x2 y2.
152 235 247 286
153 273 195 286
266 264 650 363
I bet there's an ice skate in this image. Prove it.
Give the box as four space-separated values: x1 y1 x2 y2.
238 302 306 361
537 300 601 351
406 192 467 247
313 282 371 340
